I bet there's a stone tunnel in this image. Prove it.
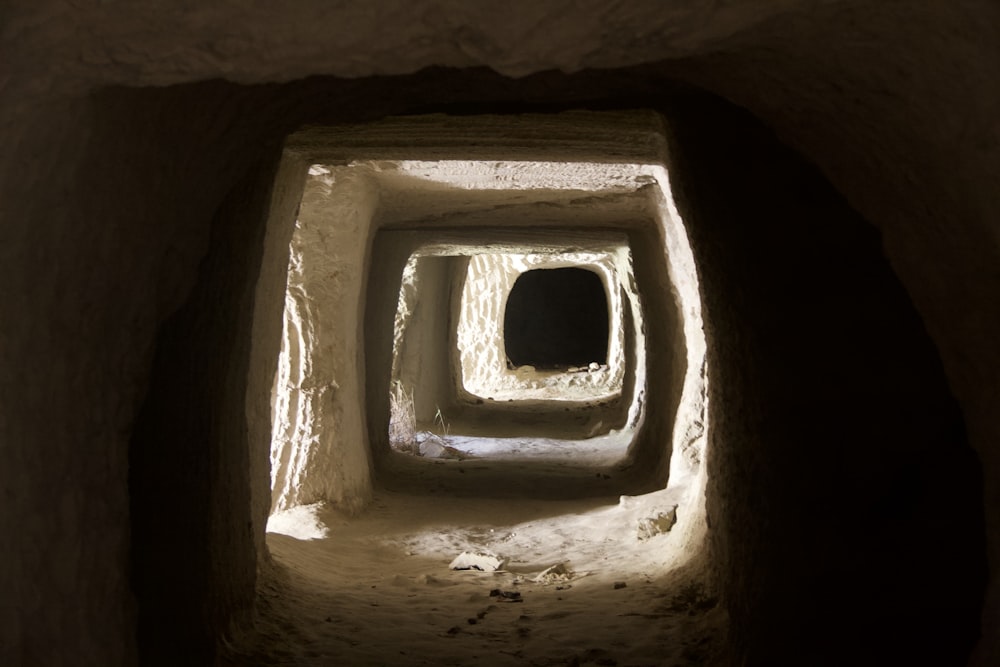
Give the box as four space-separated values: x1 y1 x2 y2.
2 2 999 666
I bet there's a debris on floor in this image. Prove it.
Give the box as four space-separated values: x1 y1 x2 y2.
257 485 723 666
418 435 468 459
637 505 678 540
613 581 627 590
449 551 507 571
532 562 575 584
489 588 523 602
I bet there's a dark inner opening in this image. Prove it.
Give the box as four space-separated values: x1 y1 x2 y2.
503 267 609 369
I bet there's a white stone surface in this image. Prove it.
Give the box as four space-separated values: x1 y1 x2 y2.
274 136 702 498
266 502 331 541
449 551 508 572
269 166 378 514
455 251 627 402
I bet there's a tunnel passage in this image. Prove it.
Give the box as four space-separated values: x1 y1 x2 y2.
94 70 986 667
351 159 687 492
503 267 610 369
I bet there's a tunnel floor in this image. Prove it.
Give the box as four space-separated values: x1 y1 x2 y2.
243 470 719 666
404 429 633 466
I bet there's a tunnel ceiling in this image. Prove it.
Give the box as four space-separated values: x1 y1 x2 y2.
7 1 996 406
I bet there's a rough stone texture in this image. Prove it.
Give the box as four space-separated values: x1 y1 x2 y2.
456 252 625 401
248 153 310 556
127 132 293 663
268 167 377 515
1 2 998 665
637 506 679 541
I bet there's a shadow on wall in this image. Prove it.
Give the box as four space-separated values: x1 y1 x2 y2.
663 99 987 665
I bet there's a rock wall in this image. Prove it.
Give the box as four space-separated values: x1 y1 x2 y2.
666 96 986 665
0 83 305 665
268 167 378 514
391 255 460 424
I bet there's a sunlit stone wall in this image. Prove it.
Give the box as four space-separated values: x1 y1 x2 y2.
456 252 627 402
269 166 377 514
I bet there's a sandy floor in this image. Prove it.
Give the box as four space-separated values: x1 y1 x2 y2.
234 448 723 667
412 428 634 466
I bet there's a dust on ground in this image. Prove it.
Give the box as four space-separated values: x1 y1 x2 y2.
229 468 724 666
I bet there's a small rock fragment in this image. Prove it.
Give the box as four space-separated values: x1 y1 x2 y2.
419 438 448 458
450 551 507 571
419 436 468 459
532 562 574 584
613 581 627 590
637 505 679 540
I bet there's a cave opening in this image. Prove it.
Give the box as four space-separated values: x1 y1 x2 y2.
503 267 610 370
383 243 636 464
259 110 712 664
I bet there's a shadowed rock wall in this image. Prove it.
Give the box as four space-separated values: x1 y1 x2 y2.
665 97 986 666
